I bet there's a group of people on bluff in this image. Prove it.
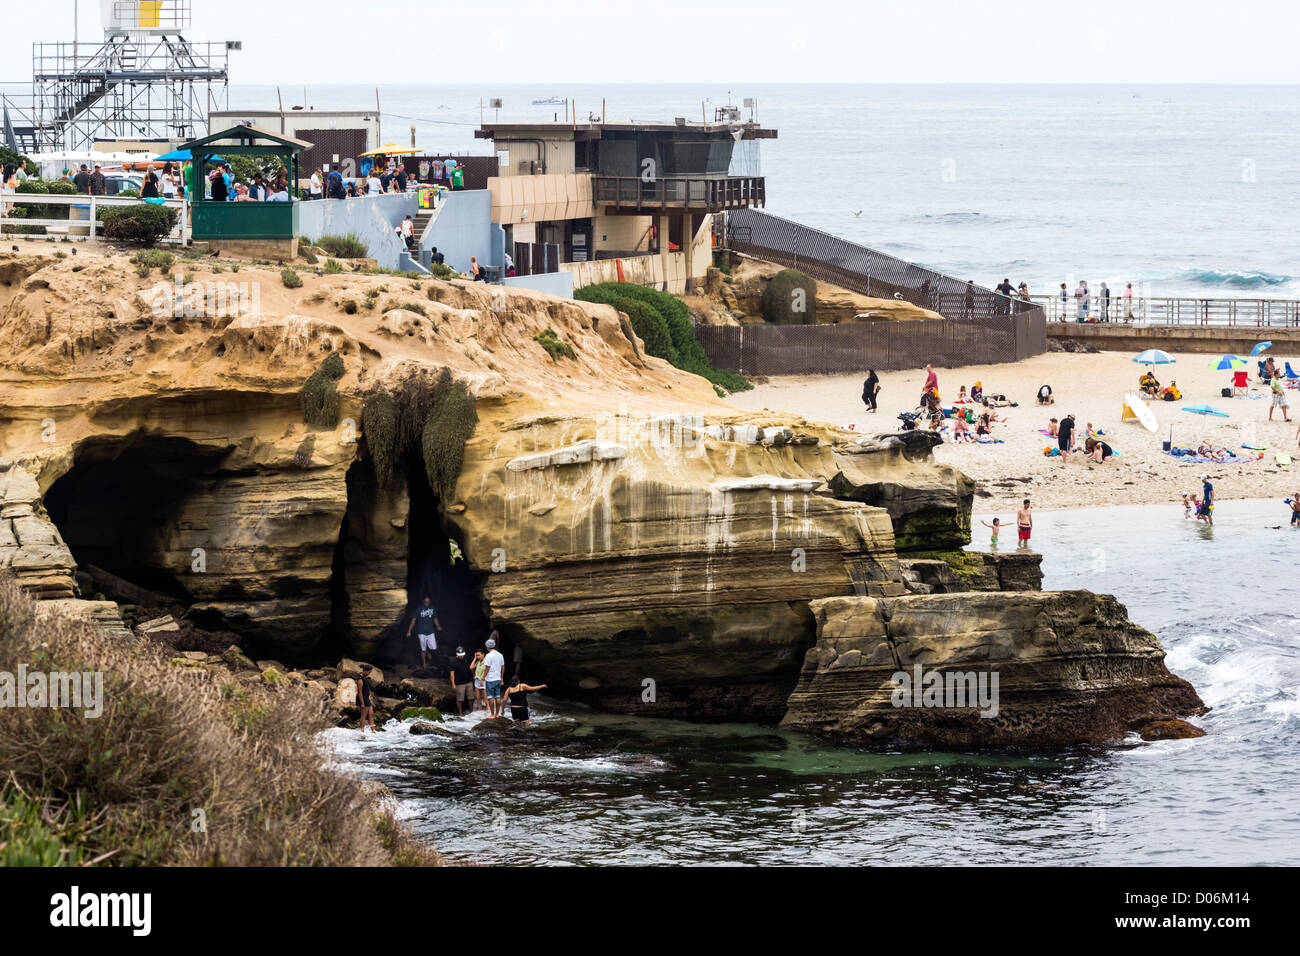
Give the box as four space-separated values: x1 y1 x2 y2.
353 594 547 733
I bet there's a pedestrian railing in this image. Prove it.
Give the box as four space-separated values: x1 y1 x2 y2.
0 192 189 245
1031 294 1300 327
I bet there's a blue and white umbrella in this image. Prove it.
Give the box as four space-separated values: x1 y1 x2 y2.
1250 341 1272 356
1134 349 1176 366
1183 404 1230 418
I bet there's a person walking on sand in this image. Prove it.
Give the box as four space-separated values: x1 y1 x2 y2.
1269 372 1292 422
406 594 442 671
862 369 880 413
923 363 938 400
1016 499 1032 549
357 663 376 733
1057 413 1076 462
482 637 506 718
980 516 1003 549
502 676 549 728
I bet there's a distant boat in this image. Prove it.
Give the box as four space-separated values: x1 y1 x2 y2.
532 96 566 106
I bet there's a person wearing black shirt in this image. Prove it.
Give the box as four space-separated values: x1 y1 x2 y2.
357 663 375 733
73 164 91 194
1057 414 1075 462
448 647 474 716
406 595 442 670
862 369 880 413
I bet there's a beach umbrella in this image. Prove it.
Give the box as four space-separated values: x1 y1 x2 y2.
1207 354 1246 371
153 148 191 162
1133 349 1176 365
1182 404 1230 418
1250 341 1272 356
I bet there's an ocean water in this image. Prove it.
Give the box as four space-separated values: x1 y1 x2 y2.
321 499 1300 866
232 83 1300 299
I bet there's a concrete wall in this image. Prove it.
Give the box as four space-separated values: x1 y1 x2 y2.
594 213 653 255
297 193 415 270
501 271 574 298
421 189 505 274
563 251 691 293
1050 323 1300 355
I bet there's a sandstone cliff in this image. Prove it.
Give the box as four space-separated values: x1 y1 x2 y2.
0 249 1204 744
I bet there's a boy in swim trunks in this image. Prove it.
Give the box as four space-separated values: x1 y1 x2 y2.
980 517 1002 548
1016 499 1032 549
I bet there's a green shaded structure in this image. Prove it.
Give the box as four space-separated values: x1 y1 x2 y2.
182 125 311 241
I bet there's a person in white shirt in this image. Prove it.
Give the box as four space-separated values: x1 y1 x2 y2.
482 637 506 717
367 172 382 196
309 169 323 200
400 215 415 249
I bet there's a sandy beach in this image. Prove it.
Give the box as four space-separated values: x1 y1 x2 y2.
727 351 1300 513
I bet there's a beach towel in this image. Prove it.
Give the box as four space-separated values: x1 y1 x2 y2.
1277 453 1293 466
1162 448 1254 465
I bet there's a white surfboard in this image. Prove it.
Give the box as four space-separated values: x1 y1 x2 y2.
1123 393 1159 433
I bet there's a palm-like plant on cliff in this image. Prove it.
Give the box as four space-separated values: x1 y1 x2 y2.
421 368 478 502
361 388 399 486
300 352 345 428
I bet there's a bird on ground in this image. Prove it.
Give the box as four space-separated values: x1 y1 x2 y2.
209 249 220 257
10 245 17 252
852 210 862 217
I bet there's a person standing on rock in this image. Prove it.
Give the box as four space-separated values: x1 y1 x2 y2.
1016 499 1033 550
406 595 442 671
472 648 488 713
448 647 474 717
483 637 506 718
358 663 376 733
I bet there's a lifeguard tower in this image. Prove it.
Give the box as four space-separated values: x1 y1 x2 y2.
4 1 234 153
182 125 311 258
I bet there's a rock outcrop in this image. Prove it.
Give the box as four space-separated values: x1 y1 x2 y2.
0 249 1206 746
781 592 1207 746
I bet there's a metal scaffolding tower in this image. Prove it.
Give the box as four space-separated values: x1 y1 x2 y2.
2 1 234 154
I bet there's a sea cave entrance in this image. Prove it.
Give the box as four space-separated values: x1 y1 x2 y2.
43 433 230 603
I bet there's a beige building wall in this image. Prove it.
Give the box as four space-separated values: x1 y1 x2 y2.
594 214 654 254
492 136 576 177
487 173 594 224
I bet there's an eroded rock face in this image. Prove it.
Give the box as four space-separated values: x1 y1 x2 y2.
781 592 1207 747
452 414 907 720
0 463 77 598
830 431 974 551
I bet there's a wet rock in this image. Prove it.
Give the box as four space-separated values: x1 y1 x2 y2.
782 592 1208 747
335 678 358 707
399 705 443 722
137 614 180 634
470 717 516 734
1129 714 1208 741
410 721 454 736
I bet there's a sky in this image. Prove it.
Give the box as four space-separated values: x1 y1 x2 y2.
2 0 1299 86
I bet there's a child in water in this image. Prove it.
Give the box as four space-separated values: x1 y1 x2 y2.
1182 493 1193 518
980 517 1002 547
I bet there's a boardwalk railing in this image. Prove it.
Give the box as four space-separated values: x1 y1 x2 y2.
702 209 1047 375
0 192 189 245
1032 294 1300 327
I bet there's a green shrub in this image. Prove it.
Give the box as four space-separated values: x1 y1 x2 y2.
0 146 37 176
397 301 426 316
575 282 750 392
316 232 368 259
394 374 436 456
6 224 47 236
616 297 678 364
134 262 151 278
281 267 303 289
116 188 140 198
96 203 178 245
421 368 478 501
13 178 53 219
0 573 442 866
323 258 343 274
761 268 818 325
301 353 344 428
362 389 399 486
534 328 575 360
131 249 174 273
428 262 459 280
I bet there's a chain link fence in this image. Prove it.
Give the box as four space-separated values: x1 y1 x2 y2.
701 209 1046 374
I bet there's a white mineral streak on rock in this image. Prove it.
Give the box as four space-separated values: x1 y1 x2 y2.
505 440 628 473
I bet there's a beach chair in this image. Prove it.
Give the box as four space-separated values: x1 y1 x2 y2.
1232 370 1249 396
1287 362 1300 381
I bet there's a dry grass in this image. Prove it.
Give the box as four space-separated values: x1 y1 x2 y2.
0 574 441 867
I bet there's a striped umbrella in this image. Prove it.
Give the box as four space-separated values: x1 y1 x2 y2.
1207 354 1247 371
